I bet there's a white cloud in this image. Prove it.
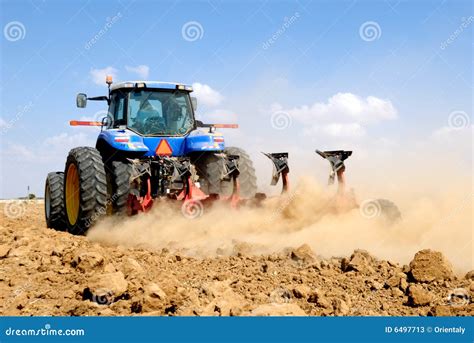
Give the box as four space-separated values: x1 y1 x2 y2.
199 109 238 124
271 92 397 138
0 117 7 128
44 132 93 149
431 124 473 158
125 65 150 79
4 143 35 160
192 83 224 107
304 122 366 138
431 125 473 140
90 66 118 86
2 132 94 162
277 92 397 124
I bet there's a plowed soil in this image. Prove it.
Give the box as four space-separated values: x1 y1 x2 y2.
0 201 472 316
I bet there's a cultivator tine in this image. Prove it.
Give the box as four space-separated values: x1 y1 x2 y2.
222 155 241 207
316 150 352 195
262 152 290 193
205 154 241 207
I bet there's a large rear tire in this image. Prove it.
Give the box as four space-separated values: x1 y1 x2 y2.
64 147 107 235
195 147 257 199
45 172 66 231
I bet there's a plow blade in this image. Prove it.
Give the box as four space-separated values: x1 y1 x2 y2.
316 150 352 185
262 152 290 193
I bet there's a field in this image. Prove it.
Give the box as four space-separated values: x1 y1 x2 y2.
0 198 472 316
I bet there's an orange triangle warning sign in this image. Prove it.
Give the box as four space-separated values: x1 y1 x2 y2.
155 139 173 156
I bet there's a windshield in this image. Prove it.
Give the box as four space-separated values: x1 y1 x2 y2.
127 90 194 135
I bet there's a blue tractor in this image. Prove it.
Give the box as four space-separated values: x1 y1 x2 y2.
44 76 271 234
44 77 400 235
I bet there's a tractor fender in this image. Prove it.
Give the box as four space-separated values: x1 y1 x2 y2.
97 129 149 152
184 130 225 153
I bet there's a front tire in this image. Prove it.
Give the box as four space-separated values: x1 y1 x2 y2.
64 147 107 234
45 172 66 231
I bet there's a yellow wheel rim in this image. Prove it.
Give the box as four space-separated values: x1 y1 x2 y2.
65 163 80 225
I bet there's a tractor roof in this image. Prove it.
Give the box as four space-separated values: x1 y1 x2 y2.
110 81 193 92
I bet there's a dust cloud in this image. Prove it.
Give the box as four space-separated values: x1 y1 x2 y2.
87 174 472 273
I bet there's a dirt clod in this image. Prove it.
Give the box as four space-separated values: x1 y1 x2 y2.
72 251 105 273
343 250 375 274
409 249 454 283
0 245 11 258
290 244 316 264
84 271 128 305
465 271 474 281
407 285 432 306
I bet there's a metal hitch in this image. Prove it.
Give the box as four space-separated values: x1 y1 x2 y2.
262 152 290 193
126 160 153 215
166 157 206 202
169 157 193 182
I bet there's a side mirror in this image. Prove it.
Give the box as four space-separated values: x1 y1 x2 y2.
76 93 87 108
191 97 197 111
101 115 114 129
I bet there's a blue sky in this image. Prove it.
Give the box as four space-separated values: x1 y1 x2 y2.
0 0 472 198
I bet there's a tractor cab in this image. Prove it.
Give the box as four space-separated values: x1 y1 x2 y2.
74 77 232 158
108 82 196 136
77 79 197 137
